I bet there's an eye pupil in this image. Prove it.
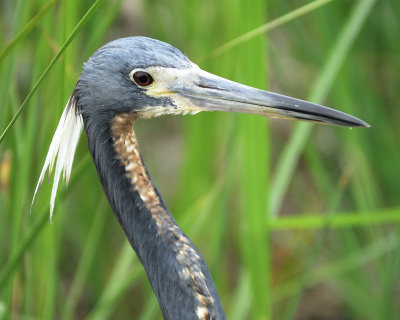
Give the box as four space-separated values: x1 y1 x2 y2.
133 71 153 86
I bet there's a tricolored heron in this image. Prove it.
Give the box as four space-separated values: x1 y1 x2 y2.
33 37 369 319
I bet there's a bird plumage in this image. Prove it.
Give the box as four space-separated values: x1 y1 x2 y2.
34 36 368 319
32 96 82 220
35 37 225 319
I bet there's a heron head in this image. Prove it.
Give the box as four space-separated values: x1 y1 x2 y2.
74 37 189 119
74 36 369 127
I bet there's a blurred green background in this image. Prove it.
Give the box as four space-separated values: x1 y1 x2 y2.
0 0 399 319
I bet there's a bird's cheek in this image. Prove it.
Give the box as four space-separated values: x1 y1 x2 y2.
145 85 174 97
169 93 204 115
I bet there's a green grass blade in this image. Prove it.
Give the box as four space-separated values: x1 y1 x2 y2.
0 155 91 291
236 2 270 318
85 243 142 320
227 272 251 320
62 198 109 320
0 0 105 144
270 207 400 230
0 0 57 64
269 0 377 218
207 0 333 60
272 233 398 304
0 208 48 292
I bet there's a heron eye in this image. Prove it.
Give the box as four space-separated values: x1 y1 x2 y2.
132 71 153 87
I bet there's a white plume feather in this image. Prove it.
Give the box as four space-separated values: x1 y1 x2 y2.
32 97 83 222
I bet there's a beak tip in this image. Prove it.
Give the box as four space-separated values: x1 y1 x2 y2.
339 113 370 128
356 119 371 128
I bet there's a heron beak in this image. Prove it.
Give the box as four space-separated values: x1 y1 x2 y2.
173 69 369 127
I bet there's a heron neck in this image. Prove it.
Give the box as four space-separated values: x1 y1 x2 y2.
83 113 225 320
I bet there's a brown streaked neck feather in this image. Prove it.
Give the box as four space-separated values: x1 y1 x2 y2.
112 114 164 221
99 113 225 320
